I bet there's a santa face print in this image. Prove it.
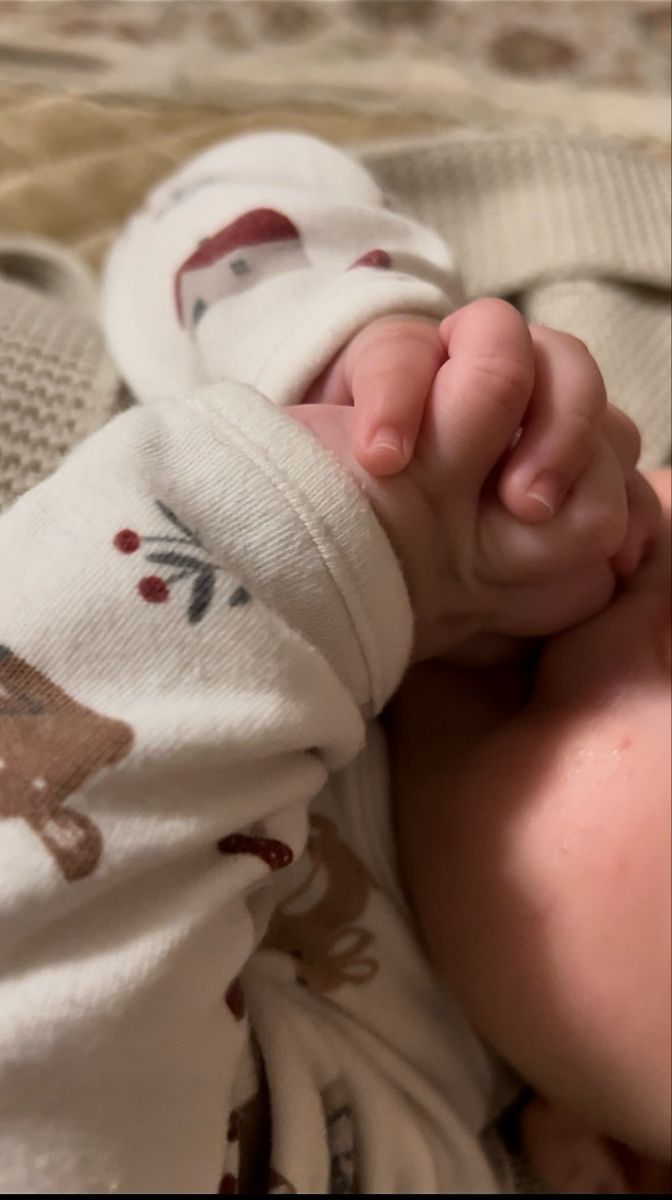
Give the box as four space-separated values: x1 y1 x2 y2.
175 208 310 333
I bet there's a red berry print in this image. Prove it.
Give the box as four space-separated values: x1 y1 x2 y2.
138 575 170 604
115 501 252 624
217 832 294 871
113 529 140 554
225 978 246 1022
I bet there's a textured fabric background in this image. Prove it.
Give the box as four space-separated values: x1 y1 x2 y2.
0 2 669 131
0 0 669 267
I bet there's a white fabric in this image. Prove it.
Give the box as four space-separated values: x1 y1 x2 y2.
0 134 501 1193
102 131 461 407
0 385 496 1192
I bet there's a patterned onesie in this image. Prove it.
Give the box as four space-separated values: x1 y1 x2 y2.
0 133 503 1193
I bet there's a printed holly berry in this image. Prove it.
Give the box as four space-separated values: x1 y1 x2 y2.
217 831 294 871
113 501 251 624
113 529 140 554
138 576 169 604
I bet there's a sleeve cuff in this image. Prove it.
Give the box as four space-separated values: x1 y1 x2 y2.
164 382 415 713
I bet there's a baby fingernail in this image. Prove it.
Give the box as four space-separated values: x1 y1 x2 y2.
527 471 562 516
369 427 405 460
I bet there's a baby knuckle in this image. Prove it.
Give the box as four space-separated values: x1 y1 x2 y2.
586 506 627 556
571 363 606 410
468 296 516 322
545 328 593 362
621 410 641 449
562 331 590 356
606 405 641 465
541 328 605 393
627 420 642 463
586 376 607 417
469 355 532 414
565 409 600 452
570 408 597 435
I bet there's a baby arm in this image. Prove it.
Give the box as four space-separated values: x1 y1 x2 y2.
0 384 413 1192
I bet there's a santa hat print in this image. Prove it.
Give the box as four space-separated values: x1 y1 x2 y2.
174 208 305 327
103 132 458 406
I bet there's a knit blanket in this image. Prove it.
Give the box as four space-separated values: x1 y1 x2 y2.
0 92 669 511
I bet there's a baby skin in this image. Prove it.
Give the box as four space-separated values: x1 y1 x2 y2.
289 297 659 662
288 296 665 1190
389 469 671 1192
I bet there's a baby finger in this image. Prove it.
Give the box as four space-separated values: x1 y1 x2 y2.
498 327 607 524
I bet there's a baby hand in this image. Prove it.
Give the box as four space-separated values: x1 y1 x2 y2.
289 299 660 661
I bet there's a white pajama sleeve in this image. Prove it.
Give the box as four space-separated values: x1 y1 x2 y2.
0 382 412 1193
102 130 463 407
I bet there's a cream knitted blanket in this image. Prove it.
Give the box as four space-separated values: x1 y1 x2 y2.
0 127 669 512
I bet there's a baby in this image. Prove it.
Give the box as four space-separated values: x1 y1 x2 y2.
391 467 671 1193
0 132 662 1193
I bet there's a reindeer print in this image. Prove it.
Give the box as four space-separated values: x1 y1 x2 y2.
264 814 378 994
0 647 133 881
